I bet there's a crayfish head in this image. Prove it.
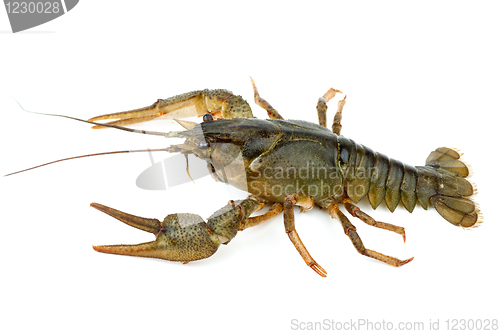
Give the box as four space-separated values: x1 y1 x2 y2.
168 118 282 190
200 118 281 161
202 119 282 188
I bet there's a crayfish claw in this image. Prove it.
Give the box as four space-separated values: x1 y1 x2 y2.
90 203 234 262
90 203 161 234
310 262 328 278
92 241 163 258
89 88 255 129
88 92 203 129
91 198 264 263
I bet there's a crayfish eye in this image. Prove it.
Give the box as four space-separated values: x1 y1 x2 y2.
198 140 210 149
202 113 214 122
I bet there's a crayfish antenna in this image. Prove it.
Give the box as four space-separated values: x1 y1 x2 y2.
3 105 192 177
4 147 172 177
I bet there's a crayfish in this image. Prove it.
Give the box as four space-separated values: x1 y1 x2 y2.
7 78 481 277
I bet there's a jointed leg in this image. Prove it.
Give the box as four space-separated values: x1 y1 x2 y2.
283 194 327 277
240 202 283 231
342 199 406 241
331 94 346 135
250 77 284 120
316 88 341 128
327 202 413 267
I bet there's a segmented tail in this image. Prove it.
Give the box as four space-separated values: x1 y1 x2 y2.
418 147 481 228
338 138 481 227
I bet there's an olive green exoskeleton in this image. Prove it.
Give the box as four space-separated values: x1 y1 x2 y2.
8 78 482 277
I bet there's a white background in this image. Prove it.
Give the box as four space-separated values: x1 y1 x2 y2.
1 1 499 333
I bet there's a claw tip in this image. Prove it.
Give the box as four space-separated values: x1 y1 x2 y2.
403 257 414 266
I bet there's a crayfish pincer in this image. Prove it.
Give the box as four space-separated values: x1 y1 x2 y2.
8 78 481 277
90 199 262 262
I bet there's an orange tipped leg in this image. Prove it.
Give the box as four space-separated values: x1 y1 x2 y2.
328 202 413 267
342 199 406 242
316 88 344 129
283 194 327 277
250 77 284 120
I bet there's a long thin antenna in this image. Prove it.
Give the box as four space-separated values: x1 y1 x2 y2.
5 98 193 176
11 98 179 137
5 148 170 176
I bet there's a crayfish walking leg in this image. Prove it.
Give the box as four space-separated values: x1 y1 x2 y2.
316 87 346 134
250 76 284 120
239 202 284 230
284 193 327 277
343 199 406 241
327 202 414 267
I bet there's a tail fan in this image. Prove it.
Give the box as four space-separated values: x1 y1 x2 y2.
424 147 481 228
